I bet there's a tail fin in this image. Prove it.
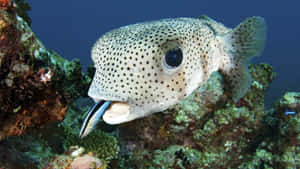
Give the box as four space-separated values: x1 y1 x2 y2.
221 16 267 102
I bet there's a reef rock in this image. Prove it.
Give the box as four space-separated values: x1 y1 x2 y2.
43 146 105 169
71 155 103 169
0 0 91 139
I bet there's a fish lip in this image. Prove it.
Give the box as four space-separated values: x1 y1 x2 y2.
100 100 131 125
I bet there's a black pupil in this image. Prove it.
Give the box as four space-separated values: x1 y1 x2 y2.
165 48 183 67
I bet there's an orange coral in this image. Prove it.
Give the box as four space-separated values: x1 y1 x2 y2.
0 34 7 48
0 85 69 139
0 0 10 10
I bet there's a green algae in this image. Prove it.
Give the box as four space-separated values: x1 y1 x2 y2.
240 64 276 110
64 130 120 161
171 71 224 128
282 93 300 104
276 92 300 112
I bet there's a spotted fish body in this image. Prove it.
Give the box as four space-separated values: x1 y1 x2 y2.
86 16 266 126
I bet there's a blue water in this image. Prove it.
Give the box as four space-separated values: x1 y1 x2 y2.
28 0 300 107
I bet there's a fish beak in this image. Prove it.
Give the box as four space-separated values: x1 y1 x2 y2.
79 100 130 138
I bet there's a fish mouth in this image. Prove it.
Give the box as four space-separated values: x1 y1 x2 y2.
102 101 130 125
79 100 130 138
87 84 131 124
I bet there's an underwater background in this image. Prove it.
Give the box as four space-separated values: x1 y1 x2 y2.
0 0 299 168
28 0 300 108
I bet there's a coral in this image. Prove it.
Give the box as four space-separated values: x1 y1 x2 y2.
64 129 120 161
0 97 115 169
71 155 103 169
237 142 299 169
14 0 31 25
152 145 201 169
43 146 106 169
0 134 53 169
275 92 300 113
236 64 276 110
0 1 91 140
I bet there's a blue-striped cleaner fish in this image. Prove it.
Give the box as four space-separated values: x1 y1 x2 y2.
79 15 266 138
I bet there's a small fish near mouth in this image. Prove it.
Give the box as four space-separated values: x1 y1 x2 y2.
79 101 130 138
79 100 111 138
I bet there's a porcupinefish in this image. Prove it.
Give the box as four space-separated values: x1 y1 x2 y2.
79 15 266 138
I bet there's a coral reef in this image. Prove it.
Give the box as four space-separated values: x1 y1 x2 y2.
237 92 299 169
0 134 53 168
0 0 91 139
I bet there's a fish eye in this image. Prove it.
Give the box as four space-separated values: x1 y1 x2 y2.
163 47 183 68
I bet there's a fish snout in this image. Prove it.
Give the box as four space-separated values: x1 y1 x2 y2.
79 100 131 138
